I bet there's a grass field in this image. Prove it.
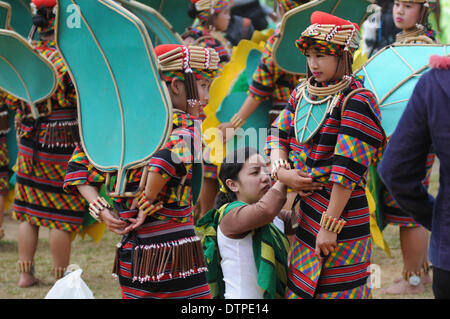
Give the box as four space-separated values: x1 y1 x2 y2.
0 161 439 299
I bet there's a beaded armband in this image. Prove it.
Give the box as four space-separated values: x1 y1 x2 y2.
89 197 112 222
320 212 347 234
271 159 291 181
230 114 245 129
137 192 164 217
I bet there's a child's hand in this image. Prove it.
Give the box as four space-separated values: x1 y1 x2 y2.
277 169 323 193
100 208 130 235
218 122 236 142
126 209 147 232
315 228 337 263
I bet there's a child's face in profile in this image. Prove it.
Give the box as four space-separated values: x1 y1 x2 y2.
305 48 339 83
393 0 421 31
232 154 271 205
190 77 211 118
213 7 231 32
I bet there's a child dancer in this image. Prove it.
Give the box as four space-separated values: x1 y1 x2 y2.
183 0 234 221
266 11 386 299
196 147 295 299
10 0 88 287
184 0 233 71
64 44 219 299
379 0 437 294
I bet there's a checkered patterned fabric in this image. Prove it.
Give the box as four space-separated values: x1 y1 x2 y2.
11 39 88 233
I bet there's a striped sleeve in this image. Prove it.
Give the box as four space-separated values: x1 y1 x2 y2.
63 145 105 194
148 135 191 181
330 92 385 190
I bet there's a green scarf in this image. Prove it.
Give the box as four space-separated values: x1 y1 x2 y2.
195 201 290 299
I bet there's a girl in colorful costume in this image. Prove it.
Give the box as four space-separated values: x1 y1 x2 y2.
182 0 234 222
8 0 88 287
266 11 386 299
184 0 233 72
64 44 219 299
378 0 437 295
196 147 294 299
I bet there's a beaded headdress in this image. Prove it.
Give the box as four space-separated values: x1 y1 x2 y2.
296 11 361 78
155 44 219 105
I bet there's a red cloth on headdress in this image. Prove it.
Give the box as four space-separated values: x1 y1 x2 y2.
31 0 56 8
310 11 359 31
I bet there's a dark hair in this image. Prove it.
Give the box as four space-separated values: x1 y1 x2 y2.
214 147 259 209
32 7 54 28
187 3 199 19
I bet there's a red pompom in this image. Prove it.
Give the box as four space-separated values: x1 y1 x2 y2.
429 55 450 70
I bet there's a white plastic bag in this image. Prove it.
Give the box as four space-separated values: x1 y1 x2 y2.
45 266 94 299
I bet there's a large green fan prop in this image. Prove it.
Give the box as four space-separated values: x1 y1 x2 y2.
134 0 193 36
0 0 33 38
56 0 172 197
216 48 272 157
0 1 11 29
273 0 372 75
116 0 183 45
0 29 57 119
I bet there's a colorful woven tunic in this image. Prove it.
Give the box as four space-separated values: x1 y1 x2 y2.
8 40 87 232
266 77 385 298
64 111 211 299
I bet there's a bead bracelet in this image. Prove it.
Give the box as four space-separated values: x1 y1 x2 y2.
271 159 291 181
320 212 346 234
89 196 112 222
230 114 245 129
137 192 164 217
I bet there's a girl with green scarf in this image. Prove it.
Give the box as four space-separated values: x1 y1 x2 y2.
196 147 295 299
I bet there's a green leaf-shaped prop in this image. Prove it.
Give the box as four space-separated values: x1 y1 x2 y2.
0 1 11 29
56 0 172 197
134 0 193 36
355 44 449 137
117 0 183 45
273 0 371 75
0 29 57 119
216 48 272 157
1 0 33 38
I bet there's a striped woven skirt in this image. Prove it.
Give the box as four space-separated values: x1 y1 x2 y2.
286 184 372 299
382 152 436 228
11 110 88 232
113 218 212 299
